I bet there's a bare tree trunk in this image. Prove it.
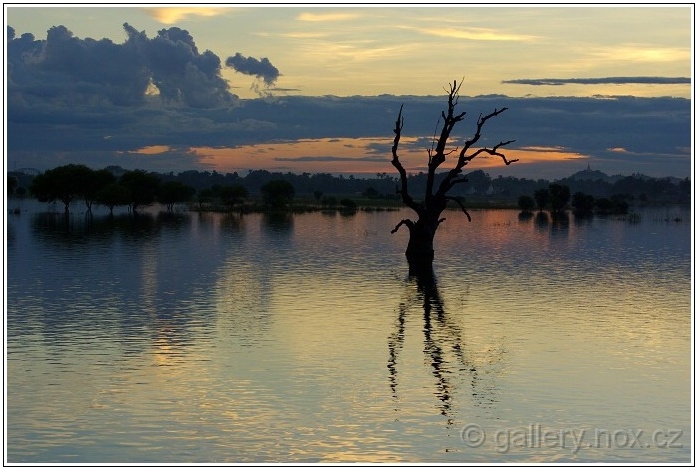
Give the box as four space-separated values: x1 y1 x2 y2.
391 80 517 273
405 220 434 267
403 216 439 274
61 198 70 215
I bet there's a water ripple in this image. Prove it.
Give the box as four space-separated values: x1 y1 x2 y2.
6 207 691 463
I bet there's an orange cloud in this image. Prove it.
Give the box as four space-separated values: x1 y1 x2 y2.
133 145 171 155
191 138 397 174
189 140 589 175
507 146 590 163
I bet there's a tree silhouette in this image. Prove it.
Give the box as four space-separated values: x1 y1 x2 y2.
159 180 196 212
8 175 17 197
82 168 116 213
219 184 248 209
518 195 535 213
30 164 92 214
571 191 594 217
533 188 549 212
390 80 516 273
120 170 161 212
95 182 131 214
261 179 295 208
548 183 570 213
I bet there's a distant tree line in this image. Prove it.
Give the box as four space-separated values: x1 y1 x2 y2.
517 183 630 216
24 164 196 214
160 167 691 204
8 165 690 215
9 164 310 214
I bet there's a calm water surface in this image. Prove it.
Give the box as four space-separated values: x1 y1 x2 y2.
6 203 692 463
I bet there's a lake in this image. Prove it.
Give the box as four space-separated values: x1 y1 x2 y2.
5 202 692 463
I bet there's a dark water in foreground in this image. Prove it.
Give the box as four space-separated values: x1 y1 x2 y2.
6 204 692 463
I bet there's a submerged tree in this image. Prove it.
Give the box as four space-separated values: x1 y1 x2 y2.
30 164 92 214
571 191 595 217
159 180 196 212
219 184 248 209
391 80 517 273
261 179 295 209
533 188 550 212
548 183 571 213
95 182 131 214
120 170 161 213
82 168 116 213
518 195 535 213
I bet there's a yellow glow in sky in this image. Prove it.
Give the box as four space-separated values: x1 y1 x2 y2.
405 25 538 42
5 6 691 99
4 5 690 178
187 140 590 175
296 12 360 22
144 7 229 25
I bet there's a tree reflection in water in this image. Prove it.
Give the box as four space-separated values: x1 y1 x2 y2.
388 268 503 424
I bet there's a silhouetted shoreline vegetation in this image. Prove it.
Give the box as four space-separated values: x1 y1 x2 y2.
8 164 690 217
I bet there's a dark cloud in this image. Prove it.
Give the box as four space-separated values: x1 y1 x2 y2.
270 87 301 93
503 77 691 86
5 47 691 180
225 52 280 87
7 23 238 108
123 23 235 108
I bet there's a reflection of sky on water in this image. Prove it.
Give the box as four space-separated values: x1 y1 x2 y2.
6 205 691 462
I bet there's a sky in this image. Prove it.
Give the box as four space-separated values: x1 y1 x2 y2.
5 4 693 180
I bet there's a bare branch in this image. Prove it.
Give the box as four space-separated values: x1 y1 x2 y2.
443 176 469 193
459 108 509 156
436 108 515 198
391 218 415 234
427 80 468 198
389 79 515 270
445 196 472 222
391 104 422 214
450 79 463 102
391 104 404 155
431 117 441 154
463 139 518 165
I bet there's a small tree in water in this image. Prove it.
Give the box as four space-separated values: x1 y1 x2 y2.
391 80 517 274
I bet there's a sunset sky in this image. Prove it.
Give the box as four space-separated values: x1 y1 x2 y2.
5 5 693 180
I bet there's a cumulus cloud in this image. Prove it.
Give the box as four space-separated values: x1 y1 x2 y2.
225 52 281 96
502 77 691 86
7 22 238 108
123 23 235 108
5 37 691 181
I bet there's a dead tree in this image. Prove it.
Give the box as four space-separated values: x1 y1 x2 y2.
391 80 517 274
